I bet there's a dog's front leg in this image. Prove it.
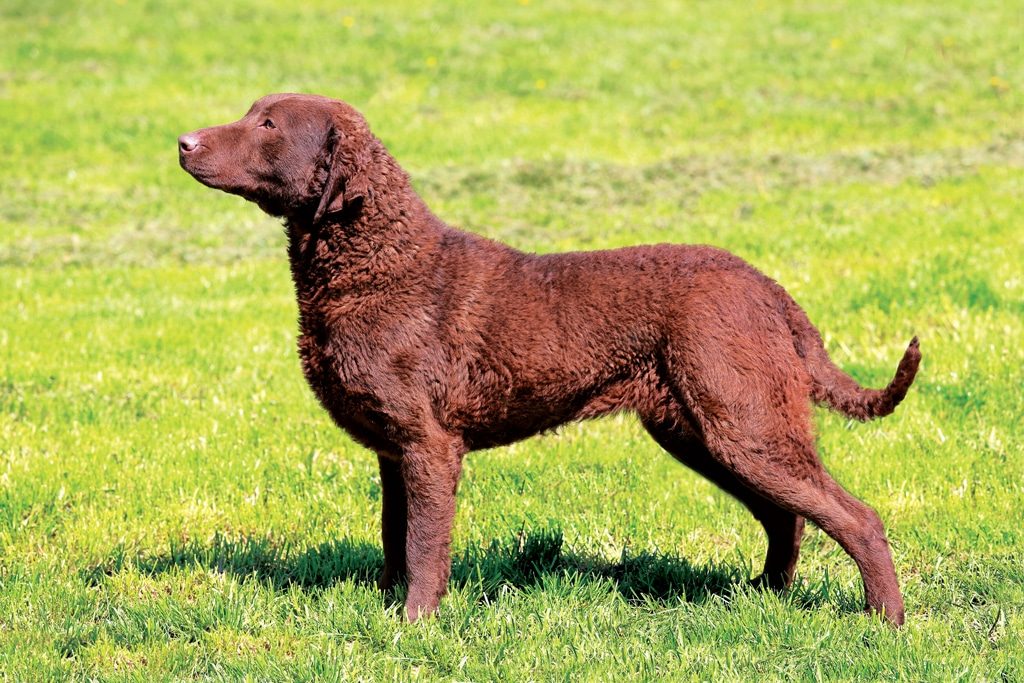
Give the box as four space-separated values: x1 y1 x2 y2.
401 434 464 622
377 453 408 592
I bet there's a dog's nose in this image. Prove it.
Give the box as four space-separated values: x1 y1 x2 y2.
178 133 200 153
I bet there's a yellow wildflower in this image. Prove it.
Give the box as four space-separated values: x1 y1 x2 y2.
989 76 1010 93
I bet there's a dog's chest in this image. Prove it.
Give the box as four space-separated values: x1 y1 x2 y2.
289 245 406 449
293 300 395 437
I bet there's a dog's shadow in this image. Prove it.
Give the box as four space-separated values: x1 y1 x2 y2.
84 528 841 612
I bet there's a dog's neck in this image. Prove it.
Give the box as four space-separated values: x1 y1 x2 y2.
284 156 443 311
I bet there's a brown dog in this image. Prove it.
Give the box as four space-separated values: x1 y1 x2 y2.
179 94 920 625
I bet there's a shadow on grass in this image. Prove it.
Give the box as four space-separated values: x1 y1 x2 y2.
82 528 840 611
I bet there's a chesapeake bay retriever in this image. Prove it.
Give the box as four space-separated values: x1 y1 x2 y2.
178 94 920 625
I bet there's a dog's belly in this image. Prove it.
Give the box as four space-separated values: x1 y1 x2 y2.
458 399 571 450
455 366 666 450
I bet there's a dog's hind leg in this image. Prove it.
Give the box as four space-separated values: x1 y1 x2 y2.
670 385 905 625
642 417 804 590
717 431 904 624
658 287 905 624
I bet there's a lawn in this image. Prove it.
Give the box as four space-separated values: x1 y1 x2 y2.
1 0 1023 680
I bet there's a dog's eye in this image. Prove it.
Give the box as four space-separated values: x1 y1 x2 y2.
260 119 276 129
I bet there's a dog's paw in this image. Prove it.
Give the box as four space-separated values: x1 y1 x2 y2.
749 572 792 592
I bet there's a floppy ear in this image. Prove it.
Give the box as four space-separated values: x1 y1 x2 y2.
313 118 372 224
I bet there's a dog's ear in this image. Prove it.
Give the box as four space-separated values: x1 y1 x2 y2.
313 111 372 224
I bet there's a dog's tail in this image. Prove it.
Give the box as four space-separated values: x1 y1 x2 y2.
781 292 921 421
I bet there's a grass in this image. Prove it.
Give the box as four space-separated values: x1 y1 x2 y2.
1 0 1023 680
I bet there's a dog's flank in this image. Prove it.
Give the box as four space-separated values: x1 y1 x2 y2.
180 93 920 625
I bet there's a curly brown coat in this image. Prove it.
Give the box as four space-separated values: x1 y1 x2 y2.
179 94 920 625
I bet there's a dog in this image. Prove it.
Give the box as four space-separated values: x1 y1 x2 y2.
179 93 920 624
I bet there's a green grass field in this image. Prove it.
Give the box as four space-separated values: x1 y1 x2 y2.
2 0 1023 680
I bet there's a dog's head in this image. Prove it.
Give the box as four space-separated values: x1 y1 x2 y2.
178 93 372 222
